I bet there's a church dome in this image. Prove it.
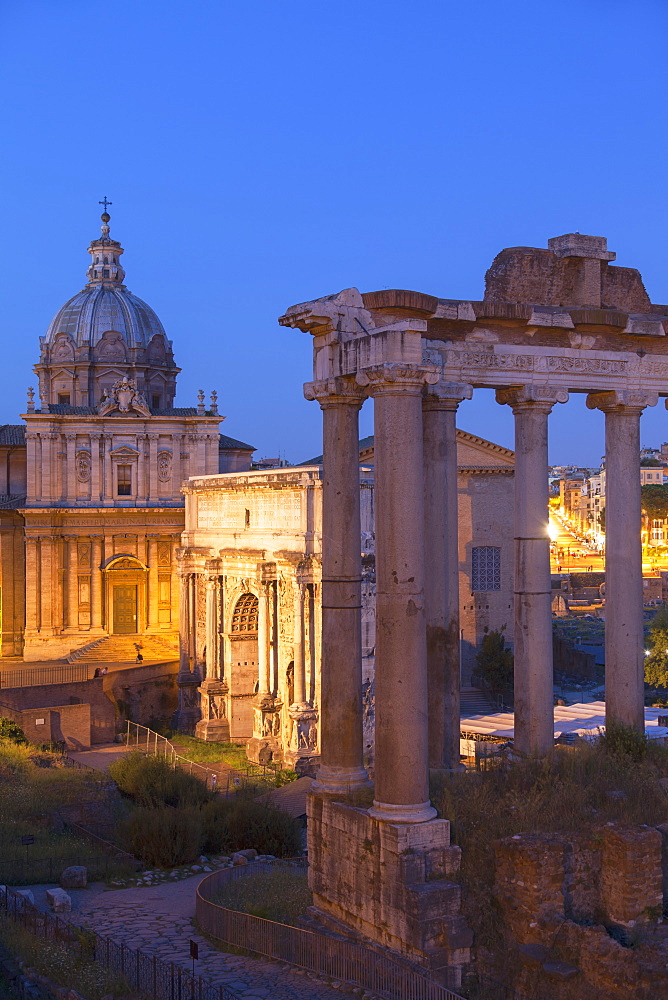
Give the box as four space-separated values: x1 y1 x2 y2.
45 285 167 350
43 209 167 350
35 205 179 412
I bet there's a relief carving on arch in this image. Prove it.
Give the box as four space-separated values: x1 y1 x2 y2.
96 330 127 361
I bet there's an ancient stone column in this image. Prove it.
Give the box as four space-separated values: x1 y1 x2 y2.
293 585 306 706
587 390 658 731
257 581 271 695
357 363 440 823
90 536 103 630
422 382 473 769
496 386 568 756
205 576 220 679
179 568 190 671
304 377 370 795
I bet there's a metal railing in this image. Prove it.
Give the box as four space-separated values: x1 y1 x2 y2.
0 662 91 689
0 886 241 1000
0 851 137 887
125 721 278 794
196 861 468 1000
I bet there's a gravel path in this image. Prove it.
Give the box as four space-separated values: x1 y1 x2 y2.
28 875 362 1000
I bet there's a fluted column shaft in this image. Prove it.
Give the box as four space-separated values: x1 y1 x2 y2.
588 390 657 731
293 586 306 706
360 364 439 823
305 377 369 794
423 383 472 769
179 569 190 671
205 577 219 679
497 386 567 756
257 581 271 694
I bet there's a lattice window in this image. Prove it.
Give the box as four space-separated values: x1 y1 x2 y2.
471 546 501 592
231 593 259 636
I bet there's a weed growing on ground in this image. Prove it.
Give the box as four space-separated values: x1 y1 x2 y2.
430 741 668 952
211 867 312 925
116 806 205 867
0 917 134 1000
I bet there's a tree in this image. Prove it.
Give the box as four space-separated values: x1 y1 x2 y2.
644 608 668 688
0 718 28 744
641 457 663 467
641 484 668 520
474 626 514 694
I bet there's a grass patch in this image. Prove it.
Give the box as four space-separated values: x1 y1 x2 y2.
0 916 136 1000
0 742 132 885
211 867 311 926
430 740 668 952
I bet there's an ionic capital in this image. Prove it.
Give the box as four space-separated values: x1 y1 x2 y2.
587 390 658 414
304 377 366 407
496 385 568 413
423 381 473 411
355 363 440 396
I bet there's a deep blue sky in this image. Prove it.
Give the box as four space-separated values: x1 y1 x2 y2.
2 0 668 465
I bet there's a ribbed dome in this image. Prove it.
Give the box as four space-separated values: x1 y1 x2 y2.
45 284 167 349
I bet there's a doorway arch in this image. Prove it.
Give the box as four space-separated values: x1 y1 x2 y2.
103 555 148 635
228 592 259 737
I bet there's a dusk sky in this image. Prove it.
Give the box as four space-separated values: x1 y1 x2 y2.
2 0 668 465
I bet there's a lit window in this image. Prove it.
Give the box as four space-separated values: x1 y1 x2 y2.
117 465 132 496
471 546 501 592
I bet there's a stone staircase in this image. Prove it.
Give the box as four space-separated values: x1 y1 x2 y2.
460 687 497 717
67 634 179 664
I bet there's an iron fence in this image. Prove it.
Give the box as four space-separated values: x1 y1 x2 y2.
196 860 468 1000
0 663 91 689
0 887 241 1000
125 721 278 795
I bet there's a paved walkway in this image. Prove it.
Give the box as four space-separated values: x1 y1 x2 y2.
28 875 360 1000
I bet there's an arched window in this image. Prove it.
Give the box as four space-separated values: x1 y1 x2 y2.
231 593 258 635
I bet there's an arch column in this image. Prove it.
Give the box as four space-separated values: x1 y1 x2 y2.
497 385 568 756
422 382 473 769
205 576 220 679
357 363 440 824
587 390 658 731
304 377 370 795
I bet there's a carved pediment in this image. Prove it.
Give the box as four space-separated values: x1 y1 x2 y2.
110 445 139 459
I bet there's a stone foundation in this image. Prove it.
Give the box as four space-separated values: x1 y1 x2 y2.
491 827 668 1000
306 792 471 980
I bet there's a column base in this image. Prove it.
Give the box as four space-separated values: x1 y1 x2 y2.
194 718 231 742
368 800 437 824
311 764 372 796
307 794 471 976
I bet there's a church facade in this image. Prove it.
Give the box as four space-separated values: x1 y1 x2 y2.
0 210 254 661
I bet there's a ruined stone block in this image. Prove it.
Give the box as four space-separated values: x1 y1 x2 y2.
60 865 87 889
600 826 662 926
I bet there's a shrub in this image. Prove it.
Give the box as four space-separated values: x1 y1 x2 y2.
108 752 212 807
0 718 28 745
599 721 649 762
116 806 204 867
473 626 514 693
202 796 302 857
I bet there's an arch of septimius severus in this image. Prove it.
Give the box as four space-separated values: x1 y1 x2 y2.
279 232 665 975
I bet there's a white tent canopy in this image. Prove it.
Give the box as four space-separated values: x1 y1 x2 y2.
460 701 668 741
